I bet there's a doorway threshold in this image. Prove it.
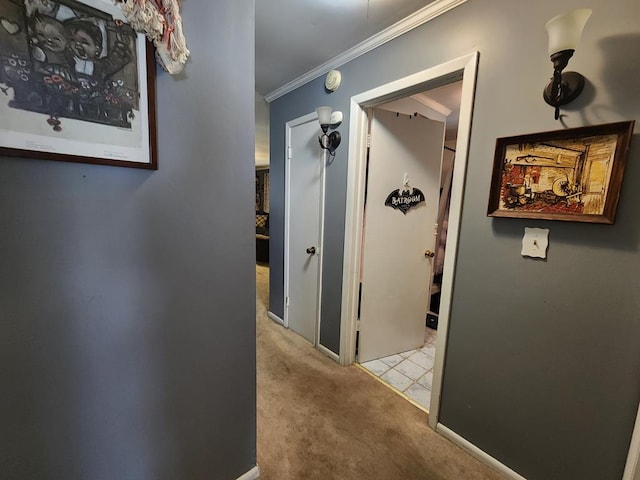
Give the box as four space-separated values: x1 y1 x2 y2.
357 327 437 412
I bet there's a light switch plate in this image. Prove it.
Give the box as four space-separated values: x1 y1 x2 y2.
522 227 549 259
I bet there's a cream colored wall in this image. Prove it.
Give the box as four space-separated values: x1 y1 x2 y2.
256 93 270 167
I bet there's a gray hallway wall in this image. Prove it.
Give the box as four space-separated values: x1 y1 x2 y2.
0 1 256 479
268 0 640 478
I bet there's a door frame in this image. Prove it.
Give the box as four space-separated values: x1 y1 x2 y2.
338 52 479 430
284 111 326 346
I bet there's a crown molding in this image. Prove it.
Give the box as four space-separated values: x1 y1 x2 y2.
264 0 468 102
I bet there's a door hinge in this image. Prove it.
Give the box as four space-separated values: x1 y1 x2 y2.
366 134 371 148
286 296 290 307
356 319 361 332
287 146 292 160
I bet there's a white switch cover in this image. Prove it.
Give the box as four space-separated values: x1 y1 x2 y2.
522 227 549 259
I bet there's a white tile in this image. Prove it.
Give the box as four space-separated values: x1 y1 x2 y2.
399 349 417 358
405 383 431 410
394 359 427 381
421 343 437 359
407 351 435 371
361 359 391 376
379 354 405 367
381 369 413 391
417 371 434 391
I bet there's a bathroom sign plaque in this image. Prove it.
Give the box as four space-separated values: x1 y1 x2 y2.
385 187 425 214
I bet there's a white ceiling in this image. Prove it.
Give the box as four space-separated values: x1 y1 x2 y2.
255 0 438 97
254 0 463 166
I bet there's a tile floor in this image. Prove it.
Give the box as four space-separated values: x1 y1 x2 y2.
360 327 437 412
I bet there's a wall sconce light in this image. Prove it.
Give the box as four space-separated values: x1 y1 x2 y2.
543 8 592 120
316 106 342 156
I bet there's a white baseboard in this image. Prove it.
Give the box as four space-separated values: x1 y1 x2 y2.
437 424 526 480
267 311 284 326
236 465 260 480
317 343 340 363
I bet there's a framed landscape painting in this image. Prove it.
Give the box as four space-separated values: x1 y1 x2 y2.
487 121 634 224
0 0 157 169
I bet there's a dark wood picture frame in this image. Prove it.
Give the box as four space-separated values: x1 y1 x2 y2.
487 121 635 224
0 0 157 169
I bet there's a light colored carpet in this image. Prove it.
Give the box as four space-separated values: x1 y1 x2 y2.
256 263 505 480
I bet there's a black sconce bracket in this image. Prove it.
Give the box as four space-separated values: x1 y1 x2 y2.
318 131 341 155
543 49 586 120
318 123 341 156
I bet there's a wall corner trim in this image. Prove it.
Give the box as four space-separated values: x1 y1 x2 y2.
437 424 527 480
236 465 260 480
263 0 468 102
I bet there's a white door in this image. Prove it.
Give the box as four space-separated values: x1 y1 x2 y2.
285 113 324 344
358 108 444 363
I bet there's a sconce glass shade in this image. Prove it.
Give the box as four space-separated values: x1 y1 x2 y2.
546 8 592 55
316 106 332 126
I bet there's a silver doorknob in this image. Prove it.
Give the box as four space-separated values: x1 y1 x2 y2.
306 246 316 255
424 249 435 258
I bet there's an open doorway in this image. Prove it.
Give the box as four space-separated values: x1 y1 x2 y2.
255 167 270 264
339 53 479 428
355 82 461 412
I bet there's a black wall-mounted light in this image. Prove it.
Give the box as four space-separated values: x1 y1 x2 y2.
316 106 341 156
543 8 592 120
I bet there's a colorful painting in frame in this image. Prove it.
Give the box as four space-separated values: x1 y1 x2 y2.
0 0 157 169
487 121 634 224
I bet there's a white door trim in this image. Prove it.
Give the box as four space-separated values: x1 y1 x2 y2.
284 112 326 345
338 52 479 432
623 400 640 480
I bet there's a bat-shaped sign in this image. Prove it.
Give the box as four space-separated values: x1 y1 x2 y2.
384 187 425 214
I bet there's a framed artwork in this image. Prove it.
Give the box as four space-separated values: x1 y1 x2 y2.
0 0 157 169
487 121 635 224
